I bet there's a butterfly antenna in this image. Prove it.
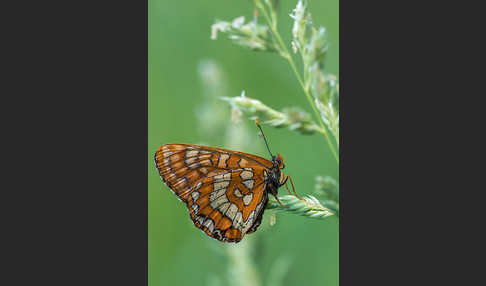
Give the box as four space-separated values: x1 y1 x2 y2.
255 120 273 157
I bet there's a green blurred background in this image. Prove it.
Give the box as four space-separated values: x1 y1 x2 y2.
149 1 339 285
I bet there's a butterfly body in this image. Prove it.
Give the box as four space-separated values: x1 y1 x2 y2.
154 143 286 243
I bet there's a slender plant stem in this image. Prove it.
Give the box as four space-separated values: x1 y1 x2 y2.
257 4 339 164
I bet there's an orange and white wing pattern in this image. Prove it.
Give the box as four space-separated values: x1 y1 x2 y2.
154 143 273 243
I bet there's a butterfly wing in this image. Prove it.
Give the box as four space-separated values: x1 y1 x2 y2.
154 143 272 242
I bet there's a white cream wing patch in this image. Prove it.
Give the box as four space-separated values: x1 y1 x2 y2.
242 179 254 190
243 193 253 206
226 203 238 221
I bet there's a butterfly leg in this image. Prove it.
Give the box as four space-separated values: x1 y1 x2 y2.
282 175 303 200
280 176 292 195
270 186 288 208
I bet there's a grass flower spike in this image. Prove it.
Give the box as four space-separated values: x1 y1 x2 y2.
312 68 339 146
211 16 278 52
305 27 328 71
290 0 310 52
315 175 339 215
222 91 324 135
267 195 335 219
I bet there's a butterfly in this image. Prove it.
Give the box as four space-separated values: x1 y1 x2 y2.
154 121 299 243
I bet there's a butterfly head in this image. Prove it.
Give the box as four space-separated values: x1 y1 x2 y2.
273 153 285 170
